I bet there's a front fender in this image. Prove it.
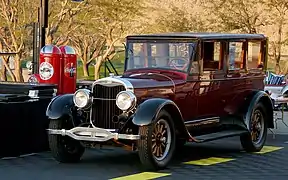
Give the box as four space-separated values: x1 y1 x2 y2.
245 91 274 129
46 94 75 120
132 98 176 126
132 98 189 138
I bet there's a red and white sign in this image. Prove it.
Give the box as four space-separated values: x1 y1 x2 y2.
64 63 76 77
39 61 54 80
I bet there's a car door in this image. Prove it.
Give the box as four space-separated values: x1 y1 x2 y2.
196 41 226 118
222 41 248 115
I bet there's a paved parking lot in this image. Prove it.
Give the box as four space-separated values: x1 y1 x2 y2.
1 133 288 180
270 111 288 135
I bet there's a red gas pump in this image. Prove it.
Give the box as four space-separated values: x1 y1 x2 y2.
59 45 77 94
38 45 62 86
28 44 78 95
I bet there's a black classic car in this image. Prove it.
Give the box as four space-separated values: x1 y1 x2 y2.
47 33 274 170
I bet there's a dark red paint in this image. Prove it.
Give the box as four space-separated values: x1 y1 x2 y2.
122 67 265 122
59 46 77 95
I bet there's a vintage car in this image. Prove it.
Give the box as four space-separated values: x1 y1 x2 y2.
264 72 288 110
47 33 274 170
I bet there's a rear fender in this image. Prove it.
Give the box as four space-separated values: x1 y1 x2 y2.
46 94 76 121
132 98 190 138
244 91 274 129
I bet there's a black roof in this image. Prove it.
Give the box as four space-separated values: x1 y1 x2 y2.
126 32 266 40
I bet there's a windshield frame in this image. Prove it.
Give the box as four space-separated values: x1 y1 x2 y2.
124 38 199 74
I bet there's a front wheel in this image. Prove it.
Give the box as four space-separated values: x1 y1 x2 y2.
240 102 268 152
48 118 85 163
137 110 176 170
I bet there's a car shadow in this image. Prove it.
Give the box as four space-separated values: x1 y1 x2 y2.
77 138 244 172
0 136 283 179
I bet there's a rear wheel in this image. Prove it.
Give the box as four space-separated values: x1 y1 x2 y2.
48 118 85 163
240 103 267 152
138 110 176 170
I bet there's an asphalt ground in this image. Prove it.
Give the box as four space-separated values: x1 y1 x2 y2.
0 134 287 180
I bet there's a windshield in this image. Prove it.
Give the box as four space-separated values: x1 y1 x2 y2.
125 40 197 72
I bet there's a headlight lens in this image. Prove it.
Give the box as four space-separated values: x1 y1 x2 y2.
73 89 91 109
116 91 136 111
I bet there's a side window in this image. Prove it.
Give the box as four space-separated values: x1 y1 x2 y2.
247 41 261 69
128 43 146 69
202 41 222 71
228 42 244 70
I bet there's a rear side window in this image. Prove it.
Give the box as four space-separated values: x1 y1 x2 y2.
247 41 262 69
228 42 245 70
202 41 222 71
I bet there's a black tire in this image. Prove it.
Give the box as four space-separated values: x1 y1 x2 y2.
48 118 85 163
137 109 176 170
240 102 268 152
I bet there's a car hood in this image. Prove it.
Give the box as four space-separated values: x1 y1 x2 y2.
94 73 186 100
121 73 185 90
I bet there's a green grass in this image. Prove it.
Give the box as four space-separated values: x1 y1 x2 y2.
77 51 125 80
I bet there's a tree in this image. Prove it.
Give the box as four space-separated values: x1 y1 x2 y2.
152 6 206 33
45 0 86 45
0 28 10 81
0 0 37 82
71 29 106 77
71 0 144 80
0 40 15 81
94 0 145 79
69 2 105 78
142 0 209 33
262 0 288 73
203 0 268 33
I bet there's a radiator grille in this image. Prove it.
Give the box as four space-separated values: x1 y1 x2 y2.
91 84 126 129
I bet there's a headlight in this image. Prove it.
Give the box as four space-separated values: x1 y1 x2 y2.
73 89 92 109
116 91 136 111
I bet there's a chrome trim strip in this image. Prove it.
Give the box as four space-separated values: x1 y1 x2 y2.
47 127 140 142
184 117 220 124
91 76 134 93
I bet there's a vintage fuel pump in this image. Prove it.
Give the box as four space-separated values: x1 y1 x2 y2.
38 44 62 85
59 45 77 94
28 44 78 95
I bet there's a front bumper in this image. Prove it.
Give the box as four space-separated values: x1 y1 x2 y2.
47 127 140 142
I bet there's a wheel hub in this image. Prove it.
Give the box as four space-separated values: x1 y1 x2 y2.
155 133 166 145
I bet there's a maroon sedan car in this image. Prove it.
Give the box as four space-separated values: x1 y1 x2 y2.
47 33 274 170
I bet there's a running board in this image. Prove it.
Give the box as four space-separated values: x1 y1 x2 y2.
194 130 247 143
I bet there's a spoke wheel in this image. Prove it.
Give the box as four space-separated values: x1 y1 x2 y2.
240 102 268 152
138 110 176 170
250 110 265 145
152 119 172 161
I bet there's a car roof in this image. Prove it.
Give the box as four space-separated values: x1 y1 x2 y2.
126 32 266 40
